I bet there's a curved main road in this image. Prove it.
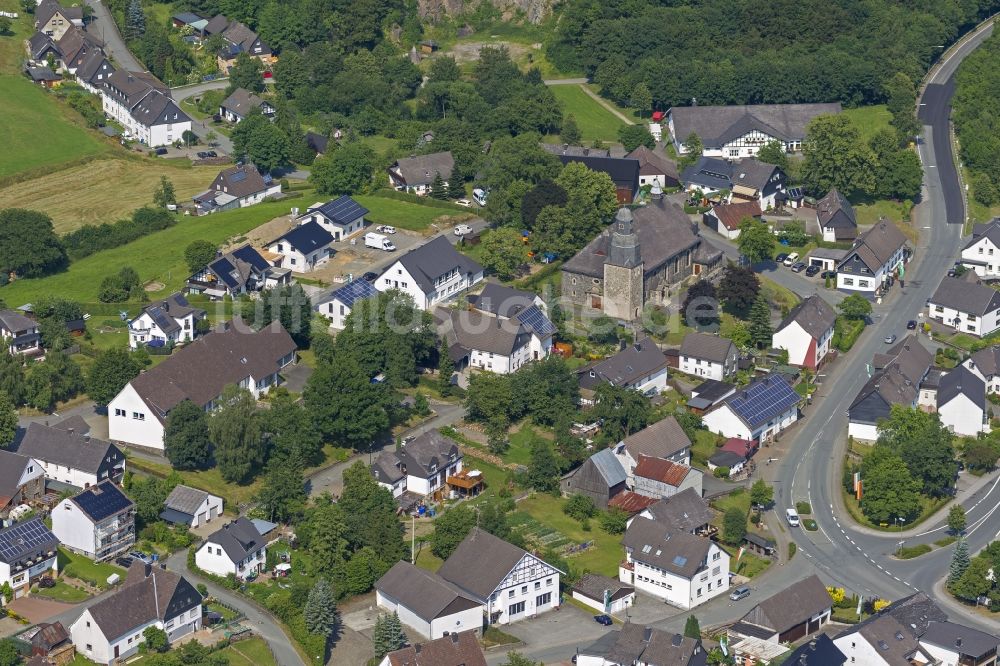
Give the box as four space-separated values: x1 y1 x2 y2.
776 20 999 633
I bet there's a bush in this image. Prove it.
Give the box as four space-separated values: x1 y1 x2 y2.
897 544 932 559
796 501 812 515
63 206 179 260
788 542 797 560
563 494 597 522
803 519 818 531
832 316 865 353
713 466 730 478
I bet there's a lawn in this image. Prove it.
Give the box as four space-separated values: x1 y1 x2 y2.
547 85 628 144
128 456 262 507
35 580 91 602
0 195 308 307
689 430 722 467
505 423 551 467
218 638 278 666
354 195 473 232
0 158 218 233
58 549 124 590
842 105 892 143
760 276 801 313
0 76 109 181
514 493 623 576
853 199 909 226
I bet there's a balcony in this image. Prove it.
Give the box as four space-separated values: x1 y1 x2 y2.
620 560 634 572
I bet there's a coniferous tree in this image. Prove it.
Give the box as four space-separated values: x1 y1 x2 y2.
372 612 407 659
447 175 465 199
430 172 447 200
948 538 970 585
561 114 581 145
437 339 454 397
684 615 701 639
124 0 146 40
304 578 338 637
748 293 773 349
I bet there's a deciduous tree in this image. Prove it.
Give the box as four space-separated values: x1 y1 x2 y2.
592 383 650 441
736 218 775 264
479 227 527 280
951 553 990 600
719 266 760 318
303 357 388 451
431 504 477 559
153 176 176 208
803 115 877 196
682 279 719 330
722 507 747 545
528 439 560 493
838 293 872 320
226 52 264 94
948 504 967 534
756 140 788 171
184 240 217 273
876 406 957 497
561 114 581 145
750 479 774 509
859 448 921 523
437 339 455 397
618 124 655 152
208 385 263 483
0 208 68 279
231 110 290 174
0 392 15 449
164 399 211 470
257 462 306 522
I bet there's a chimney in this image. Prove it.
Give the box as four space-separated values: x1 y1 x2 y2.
451 633 459 644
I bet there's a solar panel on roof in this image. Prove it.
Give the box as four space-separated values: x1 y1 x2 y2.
334 279 379 308
73 483 133 521
729 377 799 427
672 555 687 567
515 305 556 337
0 519 56 564
230 171 248 183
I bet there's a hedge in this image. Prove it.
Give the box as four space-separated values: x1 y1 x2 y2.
63 207 178 260
833 316 865 352
370 188 469 211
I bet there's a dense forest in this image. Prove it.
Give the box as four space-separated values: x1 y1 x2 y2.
548 0 1000 109
953 32 1000 206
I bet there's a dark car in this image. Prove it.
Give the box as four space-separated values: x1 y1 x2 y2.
38 576 55 588
594 614 613 626
362 271 379 282
805 265 821 277
791 262 806 273
116 556 134 568
775 252 788 264
822 270 837 280
907 319 918 330
154 147 168 155
205 150 218 158
196 151 209 158
947 268 957 277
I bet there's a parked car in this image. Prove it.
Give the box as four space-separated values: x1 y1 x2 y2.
116 556 134 568
884 334 897 344
196 151 211 159
154 147 168 156
38 576 55 588
454 224 473 236
775 252 788 264
822 270 837 280
376 225 396 234
594 614 613 626
907 320 918 330
129 551 153 564
791 262 806 273
455 198 473 207
362 271 379 282
783 252 800 267
472 187 488 206
729 585 751 601
947 268 957 277
204 151 218 158
805 265 821 277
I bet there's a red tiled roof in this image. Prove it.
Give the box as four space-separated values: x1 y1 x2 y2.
608 491 658 514
633 455 692 487
712 201 762 231
721 438 756 458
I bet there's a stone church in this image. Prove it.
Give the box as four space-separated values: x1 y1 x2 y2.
560 197 723 320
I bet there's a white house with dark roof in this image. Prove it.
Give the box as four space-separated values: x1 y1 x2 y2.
836 221 907 295
464 283 554 362
219 87 274 123
570 573 635 615
375 561 483 640
815 189 858 242
70 561 202 663
577 624 706 666
961 219 1000 278
52 481 135 561
34 0 83 40
937 365 989 437
667 103 842 158
315 278 380 329
682 157 786 209
376 236 484 310
160 485 223 528
0 450 45 527
194 163 281 213
619 516 728 609
772 295 837 370
965 345 1000 394
577 338 670 405
195 517 266 579
108 324 297 450
626 145 680 188
927 275 1000 338
74 48 115 94
703 375 799 442
919 621 999 666
296 196 368 241
633 487 714 534
0 309 42 358
186 244 289 299
101 71 190 147
0 518 58 600
17 422 124 489
266 221 334 272
371 430 463 500
848 335 933 441
437 527 561 626
388 152 455 194
128 292 205 349
679 332 737 380
612 416 692 485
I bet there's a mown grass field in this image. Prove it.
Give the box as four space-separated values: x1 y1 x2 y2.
354 195 474 231
547 84 628 144
0 76 109 179
0 159 218 232
0 195 308 306
219 638 278 666
842 104 892 142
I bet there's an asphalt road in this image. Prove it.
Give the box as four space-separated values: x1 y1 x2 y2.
170 81 236 155
772 19 1000 635
84 0 141 72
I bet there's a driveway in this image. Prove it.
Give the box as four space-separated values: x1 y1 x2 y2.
282 363 313 394
6 596 80 624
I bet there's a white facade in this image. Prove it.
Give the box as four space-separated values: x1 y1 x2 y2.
0 553 57 600
847 422 879 442
467 339 533 375
52 498 135 561
297 208 365 241
679 354 731 381
703 403 798 442
927 300 1000 338
108 383 166 450
965 359 1000 394
378 261 484 310
34 458 122 490
772 320 834 369
483 553 560 626
619 538 729 610
633 467 703 500
938 393 989 437
266 240 331 273
837 245 906 294
396 458 463 498
670 119 798 159
961 235 1000 278
375 590 483 640
168 494 223 528
128 310 198 349
833 634 898 666
317 295 353 329
101 93 191 148
71 605 202 664
570 589 633 615
195 540 266 580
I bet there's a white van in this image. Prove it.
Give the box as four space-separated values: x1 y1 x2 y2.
786 508 800 527
472 188 488 206
364 232 396 251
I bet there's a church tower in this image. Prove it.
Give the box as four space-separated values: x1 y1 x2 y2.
603 207 644 320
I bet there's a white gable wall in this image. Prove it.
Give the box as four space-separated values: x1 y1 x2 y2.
961 236 1000 278
52 498 98 557
375 590 483 640
939 393 989 437
483 553 560 626
619 539 729 609
108 383 165 450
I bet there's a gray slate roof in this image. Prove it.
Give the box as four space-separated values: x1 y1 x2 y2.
540 143 610 158
446 309 531 356
572 572 634 603
375 561 481 622
643 487 714 532
562 199 699 278
578 338 668 391
968 345 1000 377
0 449 35 503
782 635 846 666
837 221 907 273
0 309 36 334
371 430 461 485
204 518 263 563
741 574 831 633
394 236 483 294
621 518 713 578
221 88 270 118
965 219 1000 251
858 615 931 666
17 422 121 474
920 621 998 658
937 365 986 411
385 631 487 666
467 283 537 319
929 276 1000 316
137 292 204 336
211 163 274 199
163 485 211 516
669 103 842 148
776 294 837 340
618 416 692 461
816 189 857 233
626 145 679 181
87 562 201 641
680 332 735 364
835 591 946 640
392 151 455 187
437 527 538 601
